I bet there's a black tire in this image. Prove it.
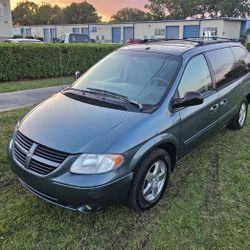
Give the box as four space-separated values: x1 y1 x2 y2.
128 148 171 211
228 99 248 130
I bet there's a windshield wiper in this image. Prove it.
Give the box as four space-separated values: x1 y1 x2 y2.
62 87 85 93
62 87 102 96
86 87 143 110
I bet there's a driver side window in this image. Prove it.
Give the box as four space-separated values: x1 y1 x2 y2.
178 54 213 98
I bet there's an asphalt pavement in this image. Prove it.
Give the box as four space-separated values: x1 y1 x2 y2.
0 86 63 112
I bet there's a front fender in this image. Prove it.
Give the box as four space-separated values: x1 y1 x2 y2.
120 133 179 176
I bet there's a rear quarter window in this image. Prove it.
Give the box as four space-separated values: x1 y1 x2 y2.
69 34 90 43
206 48 237 89
231 46 250 76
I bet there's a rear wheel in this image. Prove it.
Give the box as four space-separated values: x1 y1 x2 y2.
129 148 171 211
228 100 248 130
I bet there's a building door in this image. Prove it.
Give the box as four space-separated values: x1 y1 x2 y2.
183 25 199 38
50 28 57 42
166 26 179 39
26 28 31 37
123 27 134 43
21 28 25 37
43 28 50 42
112 27 121 43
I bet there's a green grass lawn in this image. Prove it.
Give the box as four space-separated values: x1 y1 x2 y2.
0 107 249 249
0 77 74 93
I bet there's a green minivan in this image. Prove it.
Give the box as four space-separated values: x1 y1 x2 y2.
9 39 250 212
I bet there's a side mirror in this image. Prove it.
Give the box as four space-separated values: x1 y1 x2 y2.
172 91 204 109
74 71 81 80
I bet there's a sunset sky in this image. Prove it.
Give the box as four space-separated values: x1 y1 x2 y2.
10 0 149 21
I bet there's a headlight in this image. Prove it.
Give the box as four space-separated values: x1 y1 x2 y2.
70 154 124 174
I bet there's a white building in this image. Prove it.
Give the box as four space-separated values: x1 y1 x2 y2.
13 17 249 43
0 0 12 41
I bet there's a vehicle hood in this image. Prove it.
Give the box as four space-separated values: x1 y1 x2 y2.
18 93 148 154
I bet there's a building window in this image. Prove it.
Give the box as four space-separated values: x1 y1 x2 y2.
81 28 89 34
155 28 165 36
203 27 218 37
72 28 80 33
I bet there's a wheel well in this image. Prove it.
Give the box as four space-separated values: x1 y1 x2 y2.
158 143 177 171
246 94 250 104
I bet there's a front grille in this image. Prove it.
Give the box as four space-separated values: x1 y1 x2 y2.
13 131 69 175
35 145 68 163
14 145 26 166
15 131 33 151
30 159 57 175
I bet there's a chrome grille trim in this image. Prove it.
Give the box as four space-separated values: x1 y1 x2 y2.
14 146 26 166
13 131 69 175
35 145 68 163
16 131 33 151
30 159 57 175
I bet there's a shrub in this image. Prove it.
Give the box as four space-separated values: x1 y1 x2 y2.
0 43 123 81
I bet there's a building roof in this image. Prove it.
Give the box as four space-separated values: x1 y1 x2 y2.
14 17 249 28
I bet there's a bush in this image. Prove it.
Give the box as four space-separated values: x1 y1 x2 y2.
0 43 123 81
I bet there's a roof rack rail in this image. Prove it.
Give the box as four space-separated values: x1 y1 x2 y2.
141 37 239 46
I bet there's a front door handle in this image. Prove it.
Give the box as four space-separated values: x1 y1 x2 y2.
220 99 227 107
210 104 219 112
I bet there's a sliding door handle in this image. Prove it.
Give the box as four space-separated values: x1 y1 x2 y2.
210 104 219 112
220 99 227 107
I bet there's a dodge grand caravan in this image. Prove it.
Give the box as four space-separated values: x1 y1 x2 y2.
9 38 250 212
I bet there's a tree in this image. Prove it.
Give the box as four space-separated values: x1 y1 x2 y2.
146 0 250 19
111 8 151 22
12 1 38 25
33 4 63 25
63 1 101 24
145 0 167 20
145 0 202 19
219 0 250 18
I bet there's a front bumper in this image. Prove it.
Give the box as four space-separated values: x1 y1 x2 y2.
8 139 133 212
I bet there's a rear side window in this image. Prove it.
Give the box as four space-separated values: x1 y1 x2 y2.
69 34 90 43
232 46 248 60
178 54 213 98
206 48 236 88
231 46 250 76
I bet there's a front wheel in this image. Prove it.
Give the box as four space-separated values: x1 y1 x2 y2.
228 100 248 130
128 148 171 211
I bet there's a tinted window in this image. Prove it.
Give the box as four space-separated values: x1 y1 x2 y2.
231 46 250 76
232 46 247 60
178 55 213 98
73 51 181 105
69 34 90 43
206 48 237 88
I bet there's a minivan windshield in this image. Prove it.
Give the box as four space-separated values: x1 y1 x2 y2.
73 51 181 106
